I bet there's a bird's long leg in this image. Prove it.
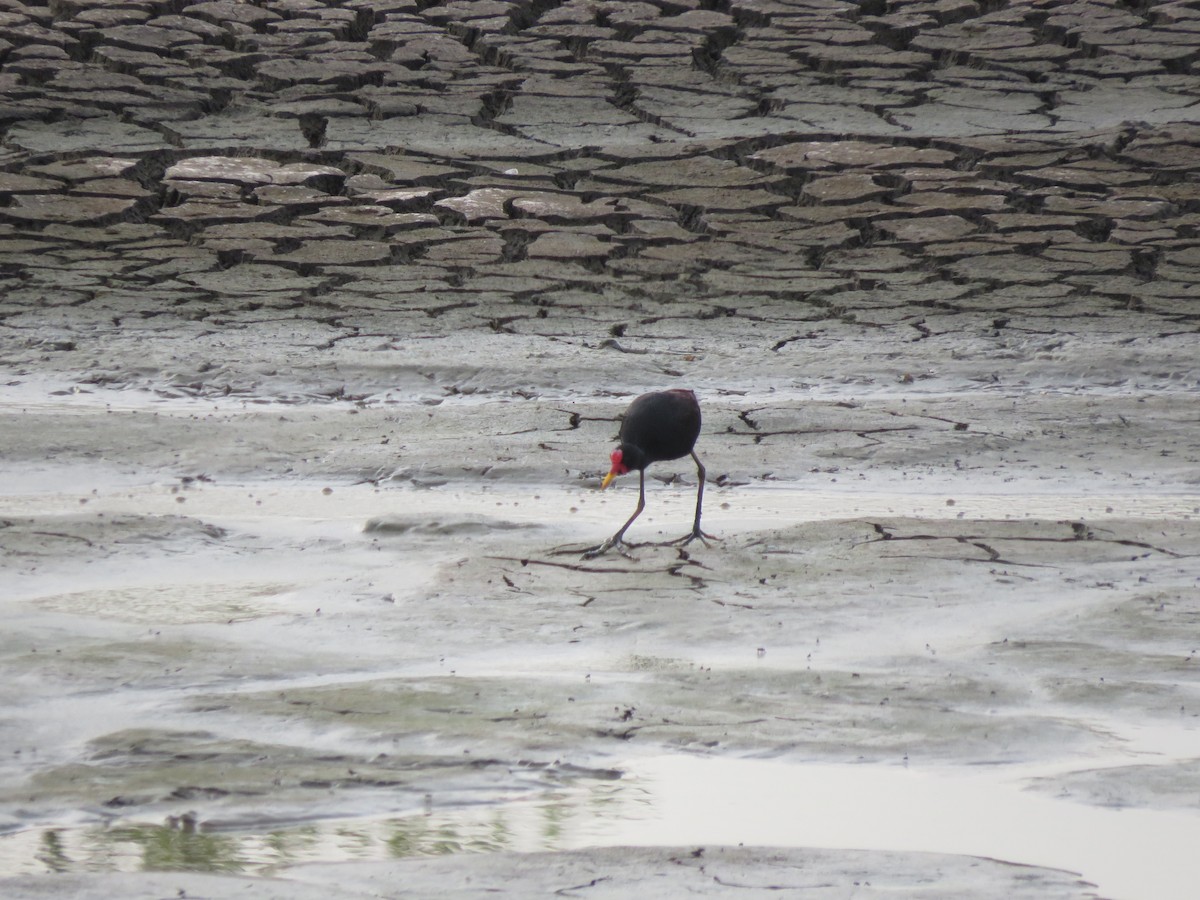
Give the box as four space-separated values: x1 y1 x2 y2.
668 451 719 547
582 470 645 559
691 451 705 536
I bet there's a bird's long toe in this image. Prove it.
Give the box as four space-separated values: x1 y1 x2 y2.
667 529 718 548
582 536 638 560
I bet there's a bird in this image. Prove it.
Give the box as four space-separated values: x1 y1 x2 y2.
583 389 712 559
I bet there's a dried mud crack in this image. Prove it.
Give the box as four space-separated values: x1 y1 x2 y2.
3 2 1200 899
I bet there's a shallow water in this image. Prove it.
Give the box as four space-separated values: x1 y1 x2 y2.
4 751 1199 900
608 755 1200 900
4 405 1200 899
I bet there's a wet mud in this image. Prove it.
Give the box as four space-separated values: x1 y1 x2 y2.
3 1 1200 898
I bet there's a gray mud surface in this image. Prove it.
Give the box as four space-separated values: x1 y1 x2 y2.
2 1 1200 898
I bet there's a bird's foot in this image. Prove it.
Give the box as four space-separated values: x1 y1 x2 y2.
548 544 596 557
664 528 719 549
581 536 636 560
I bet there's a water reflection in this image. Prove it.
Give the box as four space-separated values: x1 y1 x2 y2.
104 823 244 873
33 830 70 874
7 756 1199 900
1 778 636 877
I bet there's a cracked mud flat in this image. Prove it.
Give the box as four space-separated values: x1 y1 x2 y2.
3 369 1199 900
3 0 1200 898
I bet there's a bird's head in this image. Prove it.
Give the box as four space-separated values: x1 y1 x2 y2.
601 448 628 489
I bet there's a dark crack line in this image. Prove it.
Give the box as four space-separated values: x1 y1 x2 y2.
710 597 754 609
554 876 612 896
489 555 663 574
725 425 918 444
771 332 824 351
864 526 1186 560
30 530 96 548
876 552 1057 570
882 409 993 435
711 874 813 891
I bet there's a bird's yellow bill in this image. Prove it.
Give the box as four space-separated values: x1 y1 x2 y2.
601 471 616 489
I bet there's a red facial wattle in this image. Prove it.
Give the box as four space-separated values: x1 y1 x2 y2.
601 448 627 489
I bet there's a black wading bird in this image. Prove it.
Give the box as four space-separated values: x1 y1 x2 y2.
583 389 712 559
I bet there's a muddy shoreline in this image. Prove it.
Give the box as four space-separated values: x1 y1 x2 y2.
4 1 1200 897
